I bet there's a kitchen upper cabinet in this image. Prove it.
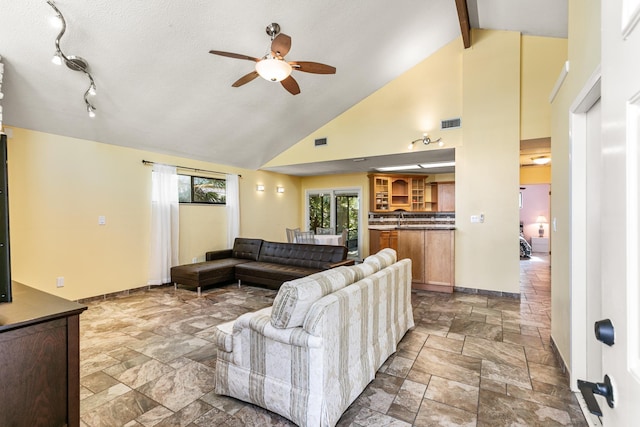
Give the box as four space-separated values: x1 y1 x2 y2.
371 176 391 211
369 174 453 212
390 177 410 209
437 182 455 212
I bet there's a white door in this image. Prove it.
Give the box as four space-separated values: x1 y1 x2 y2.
598 0 640 424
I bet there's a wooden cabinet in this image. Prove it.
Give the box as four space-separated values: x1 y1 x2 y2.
390 177 410 209
397 229 455 293
397 229 425 283
369 174 454 212
437 182 455 212
410 177 438 212
424 229 455 292
371 176 391 211
369 229 398 254
0 282 87 427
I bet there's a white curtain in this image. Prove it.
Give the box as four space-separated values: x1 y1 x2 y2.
226 174 240 248
148 164 179 285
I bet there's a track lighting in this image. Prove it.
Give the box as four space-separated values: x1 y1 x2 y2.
47 1 98 118
408 134 442 150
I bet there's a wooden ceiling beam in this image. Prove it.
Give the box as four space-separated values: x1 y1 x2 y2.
455 0 472 49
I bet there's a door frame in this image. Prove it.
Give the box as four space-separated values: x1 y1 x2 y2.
304 186 363 259
569 66 602 390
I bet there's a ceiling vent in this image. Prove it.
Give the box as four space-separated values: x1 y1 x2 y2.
441 118 461 130
314 137 327 147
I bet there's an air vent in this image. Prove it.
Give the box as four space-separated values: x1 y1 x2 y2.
314 137 327 147
441 118 461 130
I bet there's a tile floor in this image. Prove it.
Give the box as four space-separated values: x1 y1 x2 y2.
79 254 588 426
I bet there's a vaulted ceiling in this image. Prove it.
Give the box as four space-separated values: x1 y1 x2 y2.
0 1 567 171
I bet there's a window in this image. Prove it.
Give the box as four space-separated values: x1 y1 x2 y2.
178 175 226 204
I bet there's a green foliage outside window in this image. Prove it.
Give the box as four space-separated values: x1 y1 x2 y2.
178 175 226 204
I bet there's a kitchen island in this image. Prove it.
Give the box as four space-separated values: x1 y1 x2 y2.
369 212 455 293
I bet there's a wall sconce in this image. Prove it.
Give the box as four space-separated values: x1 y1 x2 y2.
408 134 443 150
276 186 285 193
256 184 265 192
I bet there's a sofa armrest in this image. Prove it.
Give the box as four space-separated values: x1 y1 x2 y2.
206 249 233 261
326 259 356 268
233 309 323 349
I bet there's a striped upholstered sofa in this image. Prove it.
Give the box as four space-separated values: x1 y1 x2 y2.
213 248 414 426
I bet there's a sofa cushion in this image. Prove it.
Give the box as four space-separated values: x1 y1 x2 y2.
270 266 356 329
363 248 397 269
349 262 378 281
258 241 347 269
171 258 250 288
234 262 322 288
231 238 263 261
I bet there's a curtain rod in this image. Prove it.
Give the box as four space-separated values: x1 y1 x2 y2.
142 160 241 178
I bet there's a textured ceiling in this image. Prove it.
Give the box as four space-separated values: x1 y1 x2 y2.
0 1 566 172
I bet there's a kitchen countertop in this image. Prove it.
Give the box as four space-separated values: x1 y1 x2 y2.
368 225 456 230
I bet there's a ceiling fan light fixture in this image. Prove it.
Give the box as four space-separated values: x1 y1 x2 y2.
532 156 551 165
255 58 292 82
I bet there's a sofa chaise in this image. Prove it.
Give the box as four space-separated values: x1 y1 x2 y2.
170 238 353 295
213 248 414 426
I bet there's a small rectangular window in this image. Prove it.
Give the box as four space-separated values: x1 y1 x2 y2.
178 175 226 204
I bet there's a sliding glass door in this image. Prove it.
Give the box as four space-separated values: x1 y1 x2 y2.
306 188 361 259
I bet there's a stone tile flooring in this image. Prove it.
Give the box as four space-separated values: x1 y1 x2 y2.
79 255 588 426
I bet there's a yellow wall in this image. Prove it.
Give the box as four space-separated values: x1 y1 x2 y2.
6 28 570 302
550 0 601 368
7 127 300 300
521 36 568 140
264 37 464 168
269 30 564 294
520 165 551 184
456 30 521 293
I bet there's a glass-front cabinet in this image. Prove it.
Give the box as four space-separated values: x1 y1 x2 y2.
369 174 453 212
372 176 390 211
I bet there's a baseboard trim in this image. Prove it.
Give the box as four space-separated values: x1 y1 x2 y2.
76 283 172 303
454 286 520 300
549 335 571 386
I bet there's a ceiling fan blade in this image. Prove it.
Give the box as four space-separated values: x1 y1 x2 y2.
209 50 259 62
232 71 260 87
281 75 300 95
290 61 336 74
271 33 292 58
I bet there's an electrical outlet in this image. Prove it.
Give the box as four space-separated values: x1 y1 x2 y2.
471 215 480 223
192 257 198 263
98 215 106 225
56 277 64 288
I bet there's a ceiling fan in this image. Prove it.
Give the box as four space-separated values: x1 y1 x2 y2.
209 23 336 95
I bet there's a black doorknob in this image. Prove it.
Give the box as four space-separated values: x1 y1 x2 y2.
595 319 615 346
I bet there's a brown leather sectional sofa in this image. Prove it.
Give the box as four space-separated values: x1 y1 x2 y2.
170 237 354 294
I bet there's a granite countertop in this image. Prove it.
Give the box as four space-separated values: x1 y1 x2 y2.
368 224 456 230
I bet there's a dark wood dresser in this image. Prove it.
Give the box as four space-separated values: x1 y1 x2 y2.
0 282 87 427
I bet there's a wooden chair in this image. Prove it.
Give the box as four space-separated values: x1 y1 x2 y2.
295 230 316 244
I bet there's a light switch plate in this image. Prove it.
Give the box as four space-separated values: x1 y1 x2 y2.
98 215 106 225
